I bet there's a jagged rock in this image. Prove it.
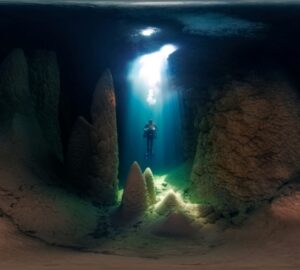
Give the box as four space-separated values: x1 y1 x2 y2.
121 162 148 218
29 51 63 161
156 190 184 215
153 211 197 237
66 70 119 205
144 167 156 205
191 75 300 210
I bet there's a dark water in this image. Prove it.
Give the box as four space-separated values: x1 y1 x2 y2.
0 3 300 183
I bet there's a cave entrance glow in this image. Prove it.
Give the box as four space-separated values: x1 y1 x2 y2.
121 44 183 177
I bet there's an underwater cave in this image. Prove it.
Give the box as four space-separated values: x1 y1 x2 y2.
0 1 300 269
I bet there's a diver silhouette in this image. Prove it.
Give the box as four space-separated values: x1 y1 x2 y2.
143 120 157 158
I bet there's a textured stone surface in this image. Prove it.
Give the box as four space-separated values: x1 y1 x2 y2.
66 69 119 205
0 49 106 247
66 116 94 188
156 191 184 215
29 51 63 161
121 162 148 218
90 69 118 205
0 49 33 123
191 76 300 210
144 168 156 205
153 212 197 237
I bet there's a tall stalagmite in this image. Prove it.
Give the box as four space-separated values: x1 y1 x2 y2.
121 162 148 218
67 69 119 205
144 167 156 205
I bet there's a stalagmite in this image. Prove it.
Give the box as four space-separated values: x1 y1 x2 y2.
121 162 148 218
144 167 156 205
66 69 119 205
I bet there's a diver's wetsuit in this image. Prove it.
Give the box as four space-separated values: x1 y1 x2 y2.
143 122 157 157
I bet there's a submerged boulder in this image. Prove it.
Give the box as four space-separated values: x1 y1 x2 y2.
121 162 148 218
191 75 300 210
144 167 156 205
66 69 119 205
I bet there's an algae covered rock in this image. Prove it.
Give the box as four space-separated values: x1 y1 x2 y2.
121 162 148 218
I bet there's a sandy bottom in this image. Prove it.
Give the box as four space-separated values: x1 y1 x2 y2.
1 190 300 270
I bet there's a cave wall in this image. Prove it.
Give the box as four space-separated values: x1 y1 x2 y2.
0 49 117 247
191 74 300 211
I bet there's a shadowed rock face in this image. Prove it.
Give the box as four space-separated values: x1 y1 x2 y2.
0 49 105 247
0 49 32 127
0 48 62 162
29 51 63 161
191 75 300 210
67 69 119 205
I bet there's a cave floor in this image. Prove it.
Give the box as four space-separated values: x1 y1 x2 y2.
1 189 300 270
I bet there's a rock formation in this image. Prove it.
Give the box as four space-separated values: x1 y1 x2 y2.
156 190 184 215
153 211 197 237
66 69 119 205
89 69 119 205
0 49 33 125
144 167 156 205
191 75 300 211
0 49 106 247
29 51 63 161
66 116 94 188
121 162 148 218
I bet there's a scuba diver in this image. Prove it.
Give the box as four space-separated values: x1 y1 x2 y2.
143 120 157 158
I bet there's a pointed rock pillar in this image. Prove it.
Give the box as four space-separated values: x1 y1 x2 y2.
121 162 148 218
144 167 156 205
66 69 119 205
89 69 119 205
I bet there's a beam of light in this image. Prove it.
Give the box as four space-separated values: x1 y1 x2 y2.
136 44 177 105
122 43 182 177
140 27 158 37
147 88 157 105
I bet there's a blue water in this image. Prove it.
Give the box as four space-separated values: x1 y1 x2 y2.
120 51 183 181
